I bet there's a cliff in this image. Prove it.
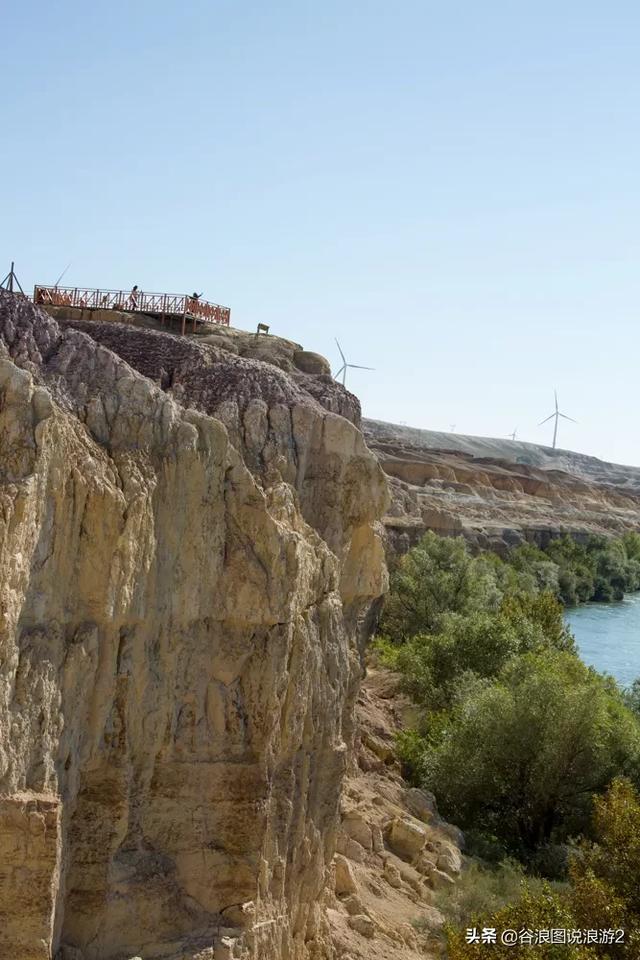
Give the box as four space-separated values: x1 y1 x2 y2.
6 293 613 959
364 419 640 554
0 293 389 960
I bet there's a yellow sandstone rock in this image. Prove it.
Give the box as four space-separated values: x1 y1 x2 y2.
0 293 389 960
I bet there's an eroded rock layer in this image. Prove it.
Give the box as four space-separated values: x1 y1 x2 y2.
364 419 640 554
0 293 388 960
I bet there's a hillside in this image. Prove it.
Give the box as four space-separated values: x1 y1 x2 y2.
364 418 640 553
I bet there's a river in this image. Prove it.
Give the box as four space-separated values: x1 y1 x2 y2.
565 594 640 688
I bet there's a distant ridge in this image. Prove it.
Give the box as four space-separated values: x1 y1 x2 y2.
363 418 640 494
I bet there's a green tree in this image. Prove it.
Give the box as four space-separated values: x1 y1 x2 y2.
393 612 520 709
624 678 640 718
499 591 575 653
623 532 640 559
445 780 640 960
379 532 500 641
419 653 640 857
570 778 640 957
533 534 640 604
592 538 629 601
392 594 573 712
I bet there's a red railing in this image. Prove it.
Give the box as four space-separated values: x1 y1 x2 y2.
33 284 231 327
186 296 231 325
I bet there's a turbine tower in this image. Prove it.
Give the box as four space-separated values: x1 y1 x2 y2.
334 338 374 387
539 391 576 449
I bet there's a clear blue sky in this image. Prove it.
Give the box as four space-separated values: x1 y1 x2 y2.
4 1 640 465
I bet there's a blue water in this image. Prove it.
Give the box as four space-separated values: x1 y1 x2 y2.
565 594 640 688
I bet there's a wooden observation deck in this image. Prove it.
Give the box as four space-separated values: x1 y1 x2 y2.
33 284 231 335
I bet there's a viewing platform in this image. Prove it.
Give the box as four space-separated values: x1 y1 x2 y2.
33 284 231 334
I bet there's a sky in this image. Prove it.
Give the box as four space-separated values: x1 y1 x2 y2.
3 1 640 466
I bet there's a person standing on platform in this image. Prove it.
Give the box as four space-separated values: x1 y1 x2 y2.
129 284 139 310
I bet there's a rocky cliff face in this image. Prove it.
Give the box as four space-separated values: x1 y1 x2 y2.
364 419 640 555
0 293 388 960
327 669 464 960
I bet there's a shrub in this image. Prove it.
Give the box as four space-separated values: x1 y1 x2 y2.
623 678 640 718
542 535 638 604
435 858 562 928
623 532 640 561
393 612 520 709
446 883 596 959
394 728 427 784
390 594 574 713
445 780 640 959
569 778 640 955
499 591 576 654
379 532 500 641
419 653 640 858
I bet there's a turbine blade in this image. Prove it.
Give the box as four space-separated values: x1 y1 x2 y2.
539 413 555 425
554 389 558 411
558 413 577 423
347 364 374 370
335 364 346 379
335 338 346 363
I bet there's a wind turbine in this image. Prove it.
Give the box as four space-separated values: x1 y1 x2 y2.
539 391 576 449
334 338 374 387
506 427 518 441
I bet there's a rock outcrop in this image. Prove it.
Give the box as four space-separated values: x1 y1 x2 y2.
0 293 388 960
326 668 463 960
364 419 640 554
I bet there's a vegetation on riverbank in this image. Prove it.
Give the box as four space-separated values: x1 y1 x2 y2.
514 532 640 604
376 531 640 955
443 777 640 959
